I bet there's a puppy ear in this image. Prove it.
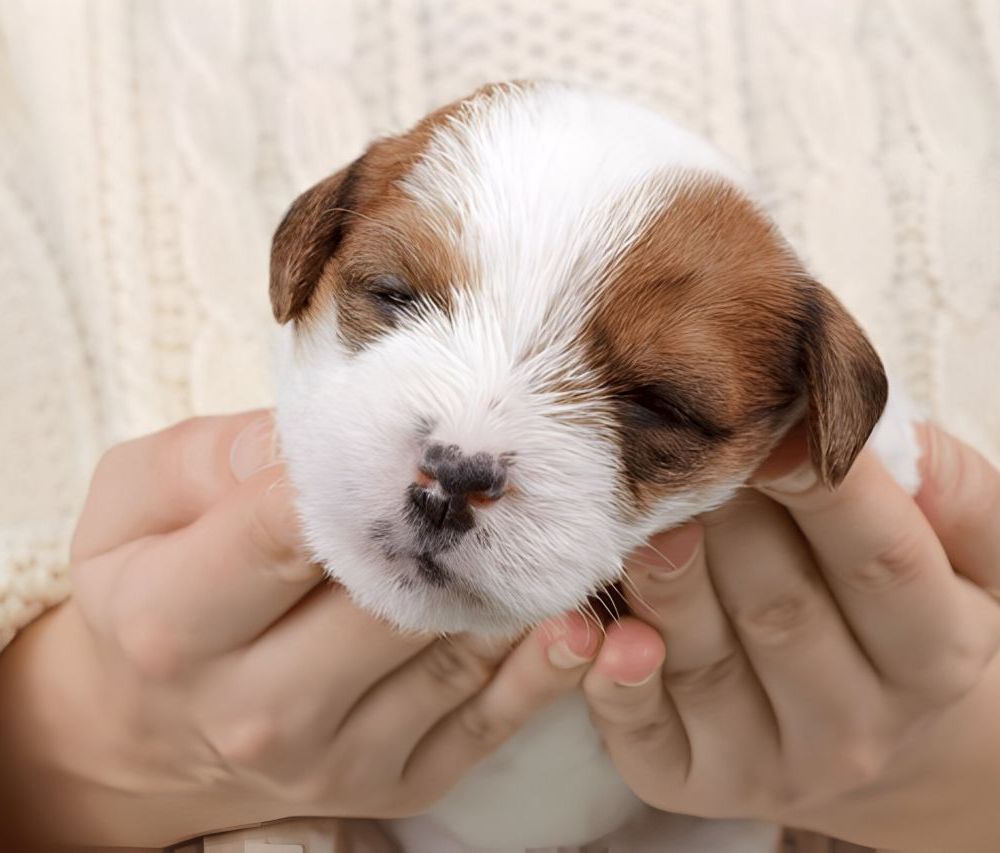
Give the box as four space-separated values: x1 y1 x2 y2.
270 163 358 323
798 283 888 488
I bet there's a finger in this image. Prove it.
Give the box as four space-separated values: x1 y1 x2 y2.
625 524 740 691
87 464 320 671
402 612 600 793
334 633 515 767
700 492 885 748
624 525 778 790
347 611 600 761
914 422 1000 597
71 410 276 562
205 586 437 775
756 449 1000 697
581 619 689 793
244 585 433 707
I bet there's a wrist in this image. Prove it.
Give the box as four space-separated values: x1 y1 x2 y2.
0 602 134 844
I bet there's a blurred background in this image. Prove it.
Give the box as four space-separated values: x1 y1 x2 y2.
1 0 998 637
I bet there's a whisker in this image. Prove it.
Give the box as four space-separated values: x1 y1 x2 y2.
574 605 602 647
619 572 657 620
593 589 621 624
636 539 683 572
624 555 673 572
592 613 608 639
607 588 624 624
582 599 605 633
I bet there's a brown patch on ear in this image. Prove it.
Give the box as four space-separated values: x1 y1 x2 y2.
799 283 888 488
582 177 812 513
270 81 535 328
270 166 357 323
580 174 887 515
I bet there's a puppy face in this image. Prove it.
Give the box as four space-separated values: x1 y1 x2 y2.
271 82 886 634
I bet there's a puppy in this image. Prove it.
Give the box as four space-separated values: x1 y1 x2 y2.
270 81 919 851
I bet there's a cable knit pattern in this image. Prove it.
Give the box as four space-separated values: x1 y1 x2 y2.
1 0 998 656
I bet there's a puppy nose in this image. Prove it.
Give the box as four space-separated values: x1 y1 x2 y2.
421 444 508 502
406 445 508 536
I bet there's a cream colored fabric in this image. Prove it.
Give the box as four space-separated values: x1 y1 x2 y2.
1 0 999 647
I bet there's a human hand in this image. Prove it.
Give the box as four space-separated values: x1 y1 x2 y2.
575 423 1000 852
0 412 597 848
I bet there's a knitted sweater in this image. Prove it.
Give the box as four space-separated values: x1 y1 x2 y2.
1 0 998 652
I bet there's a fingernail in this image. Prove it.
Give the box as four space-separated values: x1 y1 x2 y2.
547 640 591 670
633 524 703 580
758 461 817 495
230 415 278 481
917 420 950 488
615 670 659 688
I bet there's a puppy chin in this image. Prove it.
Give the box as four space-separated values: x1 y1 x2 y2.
330 560 536 636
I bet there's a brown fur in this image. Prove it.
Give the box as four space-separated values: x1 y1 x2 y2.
270 83 531 349
584 177 886 512
271 90 886 516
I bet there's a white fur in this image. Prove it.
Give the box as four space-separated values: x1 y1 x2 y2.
420 695 642 847
273 83 922 851
870 380 923 495
275 84 752 637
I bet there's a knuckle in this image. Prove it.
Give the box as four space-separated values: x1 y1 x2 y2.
801 743 885 803
210 713 281 769
734 590 816 646
725 766 771 812
421 642 494 696
832 742 886 791
840 532 925 593
612 716 676 749
772 777 815 812
283 767 340 807
583 672 652 715
283 780 323 809
776 742 885 811
663 651 743 695
909 636 990 703
323 750 407 814
456 704 512 747
115 613 186 681
941 644 991 698
584 678 671 738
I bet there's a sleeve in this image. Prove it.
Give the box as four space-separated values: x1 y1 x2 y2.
174 818 401 853
779 828 874 853
0 2 92 649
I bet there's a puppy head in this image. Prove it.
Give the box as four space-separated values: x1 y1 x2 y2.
271 82 886 634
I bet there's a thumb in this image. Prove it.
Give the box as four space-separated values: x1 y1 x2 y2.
915 422 1000 597
71 410 276 562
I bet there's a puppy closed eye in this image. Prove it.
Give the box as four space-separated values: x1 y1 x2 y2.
367 274 418 315
617 383 731 441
